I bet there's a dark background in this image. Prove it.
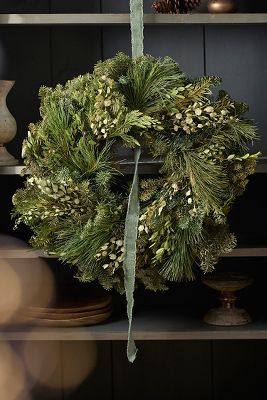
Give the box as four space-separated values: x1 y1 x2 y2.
1 1 267 399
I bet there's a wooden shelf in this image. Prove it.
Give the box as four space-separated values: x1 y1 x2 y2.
2 309 267 341
0 247 266 259
0 165 25 175
0 249 52 258
0 13 267 26
1 157 267 175
120 157 267 174
222 248 267 257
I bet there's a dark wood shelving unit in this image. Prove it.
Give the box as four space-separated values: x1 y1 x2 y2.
0 11 266 348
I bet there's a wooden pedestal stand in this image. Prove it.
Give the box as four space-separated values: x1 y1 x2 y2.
202 272 253 326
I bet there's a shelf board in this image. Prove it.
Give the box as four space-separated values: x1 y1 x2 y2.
120 157 267 174
0 249 51 258
0 13 267 26
2 309 267 341
254 157 267 173
1 157 267 175
0 165 25 175
0 247 266 259
222 248 267 257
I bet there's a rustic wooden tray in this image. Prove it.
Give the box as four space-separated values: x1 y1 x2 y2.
26 304 112 320
27 293 112 314
20 291 112 326
21 309 112 327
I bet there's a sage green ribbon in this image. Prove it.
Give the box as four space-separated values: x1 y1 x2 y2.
123 0 144 362
123 147 141 362
130 0 144 57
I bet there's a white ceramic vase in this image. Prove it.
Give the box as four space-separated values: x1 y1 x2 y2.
0 80 18 165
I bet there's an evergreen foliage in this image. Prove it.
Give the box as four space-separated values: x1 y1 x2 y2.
13 53 260 290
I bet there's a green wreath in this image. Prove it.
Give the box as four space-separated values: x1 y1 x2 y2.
13 53 260 293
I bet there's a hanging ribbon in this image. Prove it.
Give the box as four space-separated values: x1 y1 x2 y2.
130 0 144 58
123 0 144 362
123 147 141 362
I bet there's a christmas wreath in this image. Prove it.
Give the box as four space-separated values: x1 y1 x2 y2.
13 52 259 293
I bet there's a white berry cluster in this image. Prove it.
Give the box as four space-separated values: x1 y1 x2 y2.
138 195 168 237
95 238 125 274
26 176 88 219
172 102 237 135
90 75 120 140
184 188 198 217
199 143 226 163
138 216 150 234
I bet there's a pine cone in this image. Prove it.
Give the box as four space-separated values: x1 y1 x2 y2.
183 0 201 12
152 0 201 14
172 0 181 13
152 0 174 13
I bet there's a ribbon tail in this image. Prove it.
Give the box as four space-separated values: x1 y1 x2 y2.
123 147 141 363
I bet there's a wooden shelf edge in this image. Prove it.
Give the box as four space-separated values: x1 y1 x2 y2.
0 250 53 258
1 157 267 175
222 248 267 257
0 165 25 175
3 331 267 341
2 312 267 341
0 248 266 259
0 13 267 25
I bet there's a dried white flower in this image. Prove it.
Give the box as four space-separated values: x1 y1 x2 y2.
186 189 191 197
158 200 166 216
204 106 214 113
185 117 193 125
104 99 111 107
171 183 179 192
183 126 190 134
